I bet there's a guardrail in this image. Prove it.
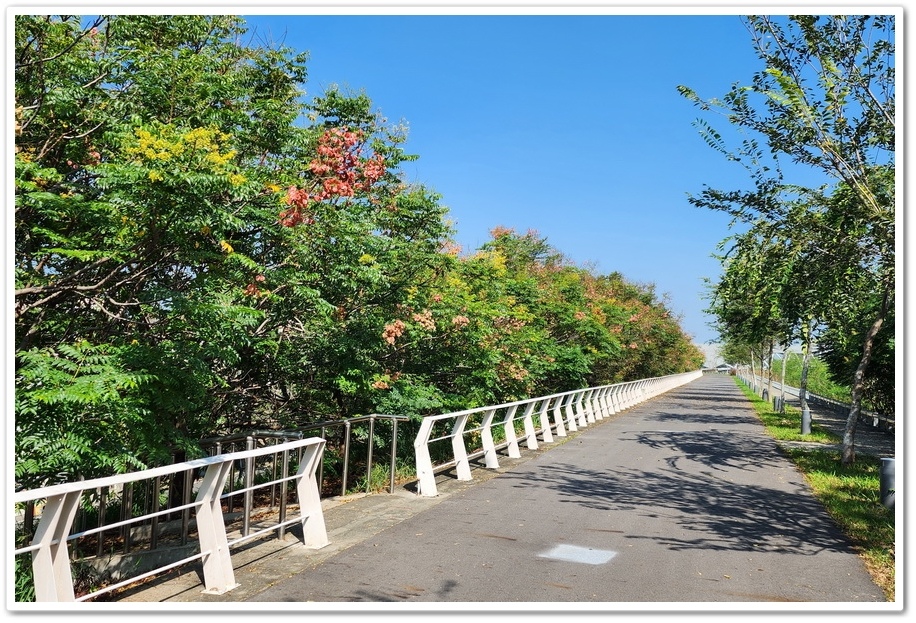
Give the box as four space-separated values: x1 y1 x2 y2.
13 373 704 601
200 413 410 504
738 373 894 433
413 370 703 497
13 437 328 603
12 413 407 588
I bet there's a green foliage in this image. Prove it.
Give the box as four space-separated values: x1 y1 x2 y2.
15 341 154 486
15 552 35 602
682 16 895 461
14 15 704 492
736 377 838 443
779 354 852 404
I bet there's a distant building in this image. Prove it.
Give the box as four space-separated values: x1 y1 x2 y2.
715 364 735 375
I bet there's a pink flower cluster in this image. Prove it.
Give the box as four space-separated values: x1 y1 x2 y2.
371 371 401 390
503 362 529 381
451 315 470 328
243 274 266 297
279 186 315 226
309 127 386 199
439 241 462 256
382 319 406 345
278 126 387 227
489 225 514 239
412 309 436 331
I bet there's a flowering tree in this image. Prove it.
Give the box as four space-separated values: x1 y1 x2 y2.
13 15 447 482
363 227 704 416
15 15 704 490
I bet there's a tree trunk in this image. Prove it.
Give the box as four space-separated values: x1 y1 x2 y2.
799 317 814 434
749 349 757 392
779 345 788 412
765 339 774 404
842 289 890 465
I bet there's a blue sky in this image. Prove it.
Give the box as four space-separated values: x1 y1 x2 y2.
240 10 780 347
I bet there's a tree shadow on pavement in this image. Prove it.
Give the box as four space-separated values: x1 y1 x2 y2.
503 430 857 558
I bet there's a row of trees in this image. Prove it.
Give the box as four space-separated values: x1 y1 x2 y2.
14 15 703 489
679 15 895 463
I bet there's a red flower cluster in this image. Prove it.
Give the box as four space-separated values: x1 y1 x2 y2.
243 274 266 297
278 126 387 227
451 315 470 328
278 186 315 226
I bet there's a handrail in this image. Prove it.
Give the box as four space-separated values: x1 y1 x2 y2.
413 371 703 497
737 372 894 433
199 413 410 499
13 437 329 603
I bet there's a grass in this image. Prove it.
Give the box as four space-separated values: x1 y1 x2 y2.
735 378 896 601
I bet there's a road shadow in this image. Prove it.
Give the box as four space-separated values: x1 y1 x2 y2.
501 430 857 558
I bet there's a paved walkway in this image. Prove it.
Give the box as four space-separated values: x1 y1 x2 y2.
115 374 893 608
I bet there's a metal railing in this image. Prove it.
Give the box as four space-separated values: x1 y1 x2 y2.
13 437 328 603
13 374 708 601
200 413 410 502
413 371 703 497
738 372 894 433
188 414 408 545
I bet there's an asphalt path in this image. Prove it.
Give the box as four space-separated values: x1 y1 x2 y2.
248 374 884 605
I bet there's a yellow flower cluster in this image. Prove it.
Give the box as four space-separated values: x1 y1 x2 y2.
472 249 508 275
128 128 184 162
127 125 241 182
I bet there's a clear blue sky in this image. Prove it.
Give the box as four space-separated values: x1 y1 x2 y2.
237 9 823 347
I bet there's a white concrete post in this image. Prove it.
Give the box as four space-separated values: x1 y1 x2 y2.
480 409 500 469
619 383 631 409
295 440 329 549
586 389 599 422
196 461 238 595
599 386 610 415
564 395 578 432
452 414 474 478
520 401 539 450
587 388 602 421
574 391 589 427
606 386 619 415
502 405 521 459
30 491 81 602
552 397 567 438
414 418 438 497
538 398 555 443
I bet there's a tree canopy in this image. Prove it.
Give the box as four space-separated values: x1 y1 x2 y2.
14 15 704 488
680 14 895 463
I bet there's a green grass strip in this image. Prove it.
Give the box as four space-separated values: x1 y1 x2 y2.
734 377 895 601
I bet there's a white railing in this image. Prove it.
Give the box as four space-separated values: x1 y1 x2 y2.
413 371 702 497
13 437 328 603
737 372 894 432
